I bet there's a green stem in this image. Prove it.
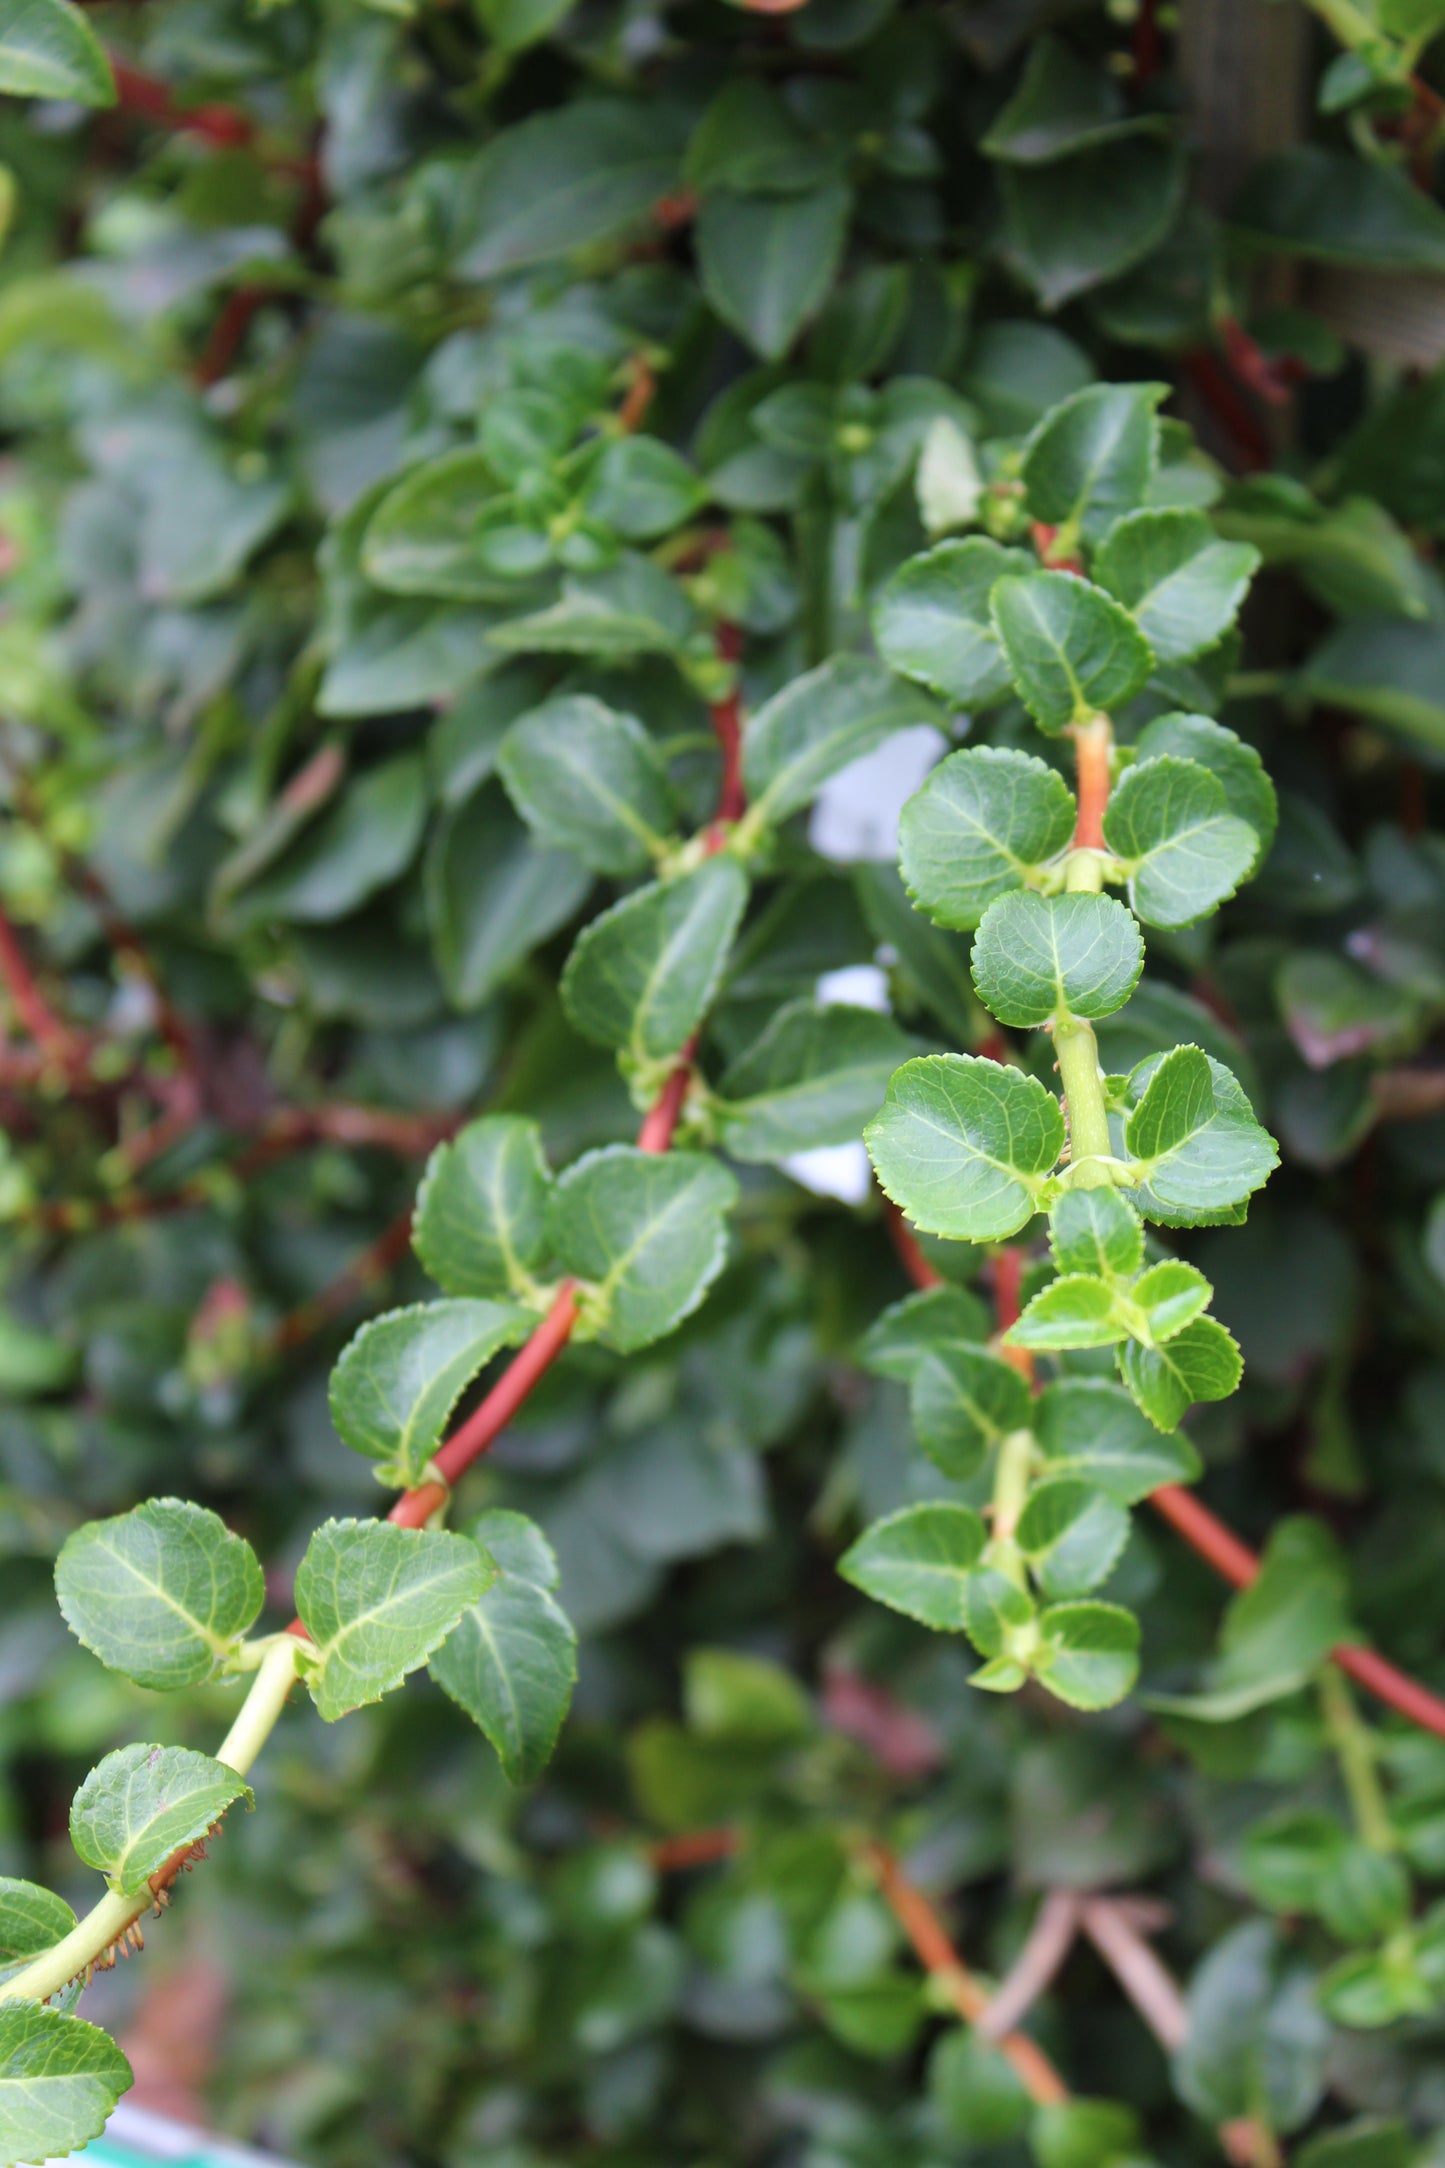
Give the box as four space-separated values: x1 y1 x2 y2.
1054 1012 1112 1177
991 1427 1035 1586
1064 850 1105 894
1319 1666 1396 1853
0 1638 301 2007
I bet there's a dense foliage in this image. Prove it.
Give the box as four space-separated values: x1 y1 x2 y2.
7 0 1445 2162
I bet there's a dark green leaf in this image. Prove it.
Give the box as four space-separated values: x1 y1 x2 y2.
562 859 748 1068
329 1299 533 1487
873 538 1031 710
499 695 678 875
697 184 852 360
991 572 1154 734
414 1117 555 1301
295 1521 495 1722
548 1147 737 1352
430 1510 577 1784
713 1000 911 1162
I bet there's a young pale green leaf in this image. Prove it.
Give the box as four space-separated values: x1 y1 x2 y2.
413 1116 555 1300
547 1147 737 1352
860 1284 992 1381
971 891 1143 1027
873 538 1031 710
1132 1258 1212 1342
1123 1045 1279 1224
1095 509 1258 663
741 655 940 831
990 572 1154 735
0 2006 131 2168
1021 382 1166 544
295 1521 495 1722
899 745 1076 931
838 1503 988 1630
1119 1314 1242 1430
1103 755 1258 928
1133 710 1278 857
1007 1273 1123 1350
1016 1479 1130 1598
70 1744 252 1896
1049 1186 1144 1278
866 1054 1064 1241
498 695 677 875
0 1879 76 1985
55 1499 264 1692
328 1299 533 1487
561 859 748 1068
429 1510 577 1785
697 184 852 361
1034 1601 1140 1709
0 0 115 105
1035 1375 1202 1501
713 1001 911 1162
910 1343 1033 1478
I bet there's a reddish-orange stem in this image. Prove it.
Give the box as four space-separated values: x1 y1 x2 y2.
1071 721 1111 853
649 1827 741 1870
862 1844 1069 2105
617 356 657 434
710 624 746 827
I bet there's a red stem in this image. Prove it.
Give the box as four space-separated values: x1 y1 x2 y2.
1071 723 1110 854
0 909 83 1070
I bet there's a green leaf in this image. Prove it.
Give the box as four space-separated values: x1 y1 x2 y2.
860 1284 992 1379
929 2028 1029 2142
488 556 697 660
964 1568 1036 1662
1119 1314 1242 1430
1124 1045 1279 1224
696 184 852 360
898 745 1076 931
0 0 114 105
981 35 1143 164
1232 145 1445 274
295 1521 495 1722
1017 1479 1130 1597
1102 756 1258 928
562 859 747 1070
362 451 517 600
971 891 1143 1027
55 1499 264 1692
1153 1520 1352 1721
1095 509 1258 664
414 1116 555 1301
686 79 843 195
430 1510 577 1785
1008 1273 1123 1350
1297 2121 1413 2168
0 2006 131 2168
453 101 684 277
910 1342 1032 1478
1021 382 1166 546
1173 1920 1329 2132
0 1879 75 1985
1240 1809 1347 1915
229 754 427 928
1035 1601 1140 1709
1132 709 1277 857
584 437 708 541
1032 2099 1146 2168
426 785 592 1009
741 655 939 831
498 696 678 875
990 573 1154 734
866 1054 1065 1241
1035 1376 1200 1501
1050 1187 1144 1279
547 1147 737 1352
1299 617 1445 757
873 539 1031 710
1132 1258 1212 1341
713 1000 911 1162
838 1503 988 1629
328 1299 533 1487
1277 951 1418 1070
686 1646 813 1744
70 1745 252 1896
1000 137 1186 311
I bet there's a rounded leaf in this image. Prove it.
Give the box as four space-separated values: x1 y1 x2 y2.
56 1499 264 1692
866 1053 1064 1242
899 745 1075 931
972 890 1143 1027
